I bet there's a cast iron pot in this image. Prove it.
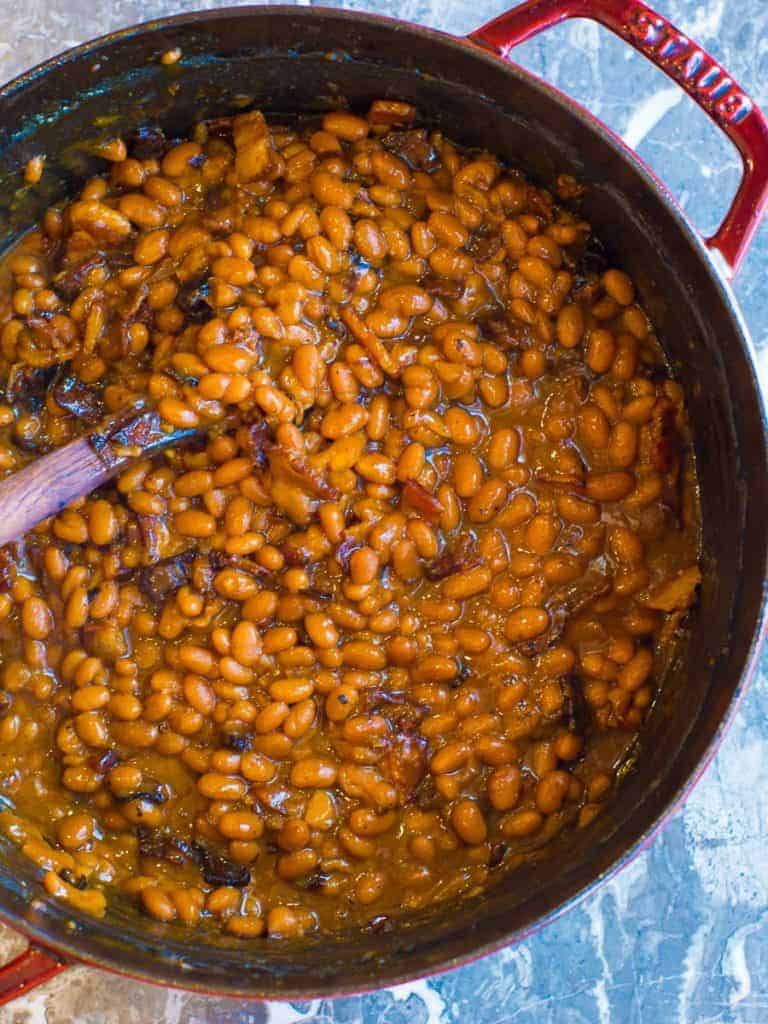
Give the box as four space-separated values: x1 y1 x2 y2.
0 0 767 1004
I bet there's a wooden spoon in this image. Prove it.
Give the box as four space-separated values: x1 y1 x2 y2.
0 404 198 548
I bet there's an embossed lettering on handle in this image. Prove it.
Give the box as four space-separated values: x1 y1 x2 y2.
623 7 750 124
469 0 768 277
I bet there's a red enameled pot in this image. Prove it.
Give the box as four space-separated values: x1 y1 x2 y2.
0 0 767 1004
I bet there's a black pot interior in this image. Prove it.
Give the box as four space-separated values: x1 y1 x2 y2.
0 7 765 998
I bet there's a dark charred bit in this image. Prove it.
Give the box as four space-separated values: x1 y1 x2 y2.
0 691 11 715
381 129 438 171
53 375 103 424
5 363 60 413
456 659 472 684
401 479 443 524
128 125 167 160
300 871 332 892
136 549 195 606
176 277 214 324
426 534 481 581
115 783 168 806
221 731 253 753
0 548 18 593
202 117 235 140
489 843 508 869
52 253 105 300
90 749 119 775
202 183 233 214
59 868 88 890
136 826 192 866
571 235 609 299
192 842 252 888
335 535 359 574
422 274 463 300
366 914 394 935
564 677 591 738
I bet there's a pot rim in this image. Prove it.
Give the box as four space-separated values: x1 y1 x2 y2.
0 3 766 1001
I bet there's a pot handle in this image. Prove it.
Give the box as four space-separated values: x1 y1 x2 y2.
0 943 68 1006
468 0 768 278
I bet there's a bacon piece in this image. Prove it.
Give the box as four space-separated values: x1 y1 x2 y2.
335 536 359 573
647 397 683 473
645 565 701 612
422 274 463 300
402 479 443 524
52 253 105 300
52 375 102 423
267 445 339 500
135 550 195 605
382 129 438 171
232 109 274 183
384 733 428 804
426 535 481 581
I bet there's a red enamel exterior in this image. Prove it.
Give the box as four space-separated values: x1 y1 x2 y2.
468 0 768 277
0 0 766 1005
0 945 67 1006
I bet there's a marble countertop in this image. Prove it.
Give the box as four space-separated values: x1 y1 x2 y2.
0 1 767 1021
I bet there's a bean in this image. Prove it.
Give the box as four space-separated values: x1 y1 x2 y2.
618 648 653 692
556 304 584 348
585 471 634 501
468 479 508 523
502 810 544 838
505 606 549 643
536 770 571 814
603 269 635 305
453 453 483 497
198 773 247 800
22 597 53 640
488 765 522 811
291 757 338 788
323 112 369 140
451 799 487 845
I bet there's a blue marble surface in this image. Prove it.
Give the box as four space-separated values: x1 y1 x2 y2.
0 1 766 1021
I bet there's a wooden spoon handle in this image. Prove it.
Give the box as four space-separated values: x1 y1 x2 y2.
0 406 196 548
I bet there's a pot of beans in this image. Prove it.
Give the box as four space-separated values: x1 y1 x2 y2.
0 0 766 1005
